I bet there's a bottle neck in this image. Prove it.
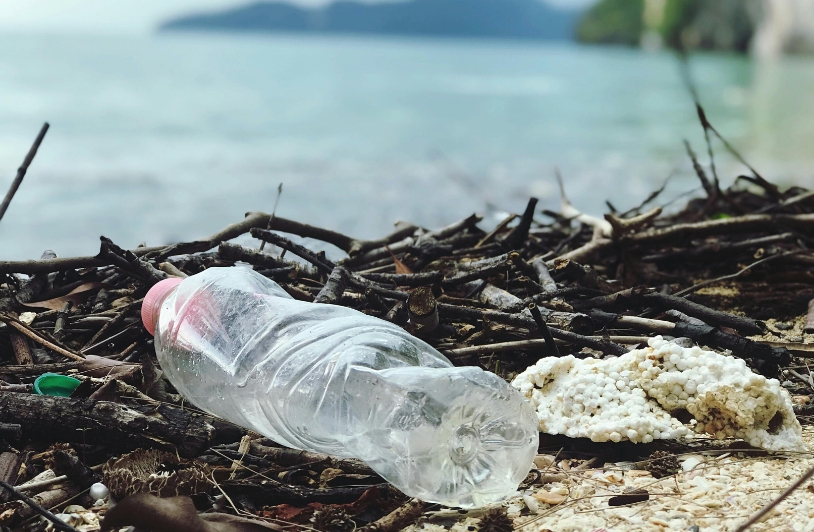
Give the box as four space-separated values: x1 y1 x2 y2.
142 277 184 335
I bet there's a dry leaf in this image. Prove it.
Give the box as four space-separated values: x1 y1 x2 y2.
385 246 413 274
23 283 104 311
79 355 141 381
102 493 282 532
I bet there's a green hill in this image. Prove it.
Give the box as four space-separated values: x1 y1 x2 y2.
577 0 755 52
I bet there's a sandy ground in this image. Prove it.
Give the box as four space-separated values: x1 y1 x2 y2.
507 428 814 532
405 429 814 532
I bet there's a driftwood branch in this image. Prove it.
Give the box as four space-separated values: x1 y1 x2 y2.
622 214 814 245
0 392 236 457
250 228 335 274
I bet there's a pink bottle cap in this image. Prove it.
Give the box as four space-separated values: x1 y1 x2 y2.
142 277 184 335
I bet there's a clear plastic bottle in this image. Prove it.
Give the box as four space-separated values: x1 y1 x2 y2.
141 267 538 508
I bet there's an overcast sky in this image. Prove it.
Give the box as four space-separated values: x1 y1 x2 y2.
0 0 596 35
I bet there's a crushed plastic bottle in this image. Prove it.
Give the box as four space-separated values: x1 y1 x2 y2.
141 267 538 508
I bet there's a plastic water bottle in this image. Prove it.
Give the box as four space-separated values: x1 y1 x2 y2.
141 267 538 508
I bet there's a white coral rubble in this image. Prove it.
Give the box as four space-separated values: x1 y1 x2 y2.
511 336 804 451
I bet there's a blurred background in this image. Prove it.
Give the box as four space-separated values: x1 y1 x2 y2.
1 0 813 260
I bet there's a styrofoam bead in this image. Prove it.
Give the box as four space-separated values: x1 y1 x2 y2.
511 340 803 451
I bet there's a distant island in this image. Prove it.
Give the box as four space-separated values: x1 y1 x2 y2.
160 0 582 41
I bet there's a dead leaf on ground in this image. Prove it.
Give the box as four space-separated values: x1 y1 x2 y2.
102 493 282 532
23 283 104 311
79 354 141 381
385 246 413 274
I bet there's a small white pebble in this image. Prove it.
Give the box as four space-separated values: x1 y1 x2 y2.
89 483 109 501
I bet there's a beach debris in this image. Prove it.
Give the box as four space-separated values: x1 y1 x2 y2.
3 107 814 529
101 493 283 532
102 449 212 500
513 336 804 450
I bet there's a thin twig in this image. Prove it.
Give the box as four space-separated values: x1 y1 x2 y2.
678 56 719 192
734 465 814 532
0 122 49 223
259 182 283 252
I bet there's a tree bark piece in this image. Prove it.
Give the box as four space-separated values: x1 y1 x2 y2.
462 281 594 334
571 286 654 311
573 288 764 336
0 393 228 458
805 298 814 334
0 453 22 503
8 331 33 365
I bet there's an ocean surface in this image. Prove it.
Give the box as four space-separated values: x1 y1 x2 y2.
1 33 814 261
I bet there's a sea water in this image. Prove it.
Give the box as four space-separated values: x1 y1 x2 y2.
1 33 813 260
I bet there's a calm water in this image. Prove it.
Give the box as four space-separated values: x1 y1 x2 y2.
1 33 814 260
